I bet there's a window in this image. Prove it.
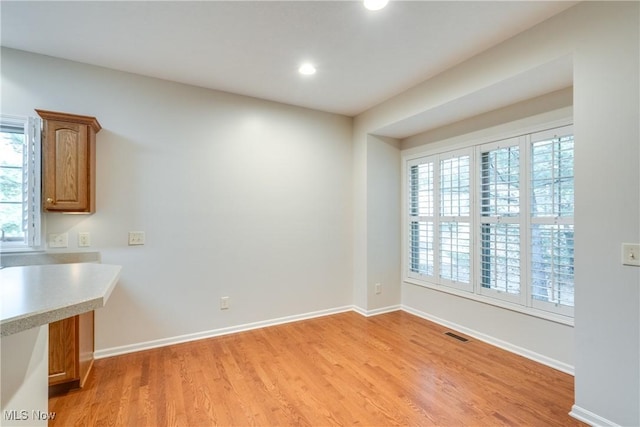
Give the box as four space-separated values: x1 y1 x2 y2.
439 151 472 290
529 129 574 317
405 124 574 320
409 158 435 276
0 115 42 251
478 138 522 304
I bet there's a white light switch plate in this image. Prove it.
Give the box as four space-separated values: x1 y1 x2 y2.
622 243 640 267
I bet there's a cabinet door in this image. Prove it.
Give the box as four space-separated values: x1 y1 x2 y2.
42 120 91 212
48 317 78 385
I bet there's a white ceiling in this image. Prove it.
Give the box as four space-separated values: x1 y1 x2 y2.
1 1 576 118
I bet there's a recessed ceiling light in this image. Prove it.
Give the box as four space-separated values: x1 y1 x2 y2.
364 0 389 11
298 63 317 75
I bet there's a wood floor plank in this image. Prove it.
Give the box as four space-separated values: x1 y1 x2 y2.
49 311 583 426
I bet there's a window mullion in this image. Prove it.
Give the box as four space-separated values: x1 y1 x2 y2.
520 135 531 308
433 156 441 282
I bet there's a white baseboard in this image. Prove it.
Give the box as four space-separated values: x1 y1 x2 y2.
402 305 575 375
96 303 573 377
569 405 620 427
352 304 401 317
95 305 354 359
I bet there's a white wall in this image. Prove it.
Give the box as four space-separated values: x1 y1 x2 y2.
402 87 573 151
354 2 639 425
366 134 401 311
1 47 354 352
572 3 639 424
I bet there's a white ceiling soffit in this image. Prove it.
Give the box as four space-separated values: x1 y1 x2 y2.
0 1 577 117
373 55 574 139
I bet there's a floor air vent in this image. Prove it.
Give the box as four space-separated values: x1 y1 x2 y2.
444 331 469 343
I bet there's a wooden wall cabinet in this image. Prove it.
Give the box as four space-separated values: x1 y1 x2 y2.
36 109 101 213
48 311 94 395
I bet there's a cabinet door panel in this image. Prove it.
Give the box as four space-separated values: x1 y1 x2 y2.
48 317 77 385
54 127 83 202
43 120 89 211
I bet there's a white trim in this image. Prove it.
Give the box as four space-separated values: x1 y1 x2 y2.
97 303 572 376
95 305 354 359
569 405 620 427
401 304 575 375
354 304 402 317
404 277 574 326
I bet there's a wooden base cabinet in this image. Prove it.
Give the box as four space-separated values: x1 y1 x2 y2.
48 311 94 396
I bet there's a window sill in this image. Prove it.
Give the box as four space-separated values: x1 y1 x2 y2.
403 277 575 327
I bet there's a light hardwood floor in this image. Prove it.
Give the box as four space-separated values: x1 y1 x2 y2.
49 311 583 426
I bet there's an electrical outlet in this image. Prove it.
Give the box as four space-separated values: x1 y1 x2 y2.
622 243 640 267
48 233 68 248
375 283 382 295
220 296 230 310
78 232 91 247
128 231 145 246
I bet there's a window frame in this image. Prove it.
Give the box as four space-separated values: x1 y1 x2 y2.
402 118 574 326
408 155 437 280
0 115 42 252
528 126 575 318
476 136 526 306
437 148 473 292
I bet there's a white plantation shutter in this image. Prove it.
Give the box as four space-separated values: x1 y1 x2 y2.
439 221 471 284
530 224 574 301
0 115 41 250
408 158 436 278
25 117 41 247
438 151 472 290
404 121 575 322
477 138 523 303
407 149 474 292
530 126 574 316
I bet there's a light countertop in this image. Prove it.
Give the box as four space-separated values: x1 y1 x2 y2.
0 263 121 337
